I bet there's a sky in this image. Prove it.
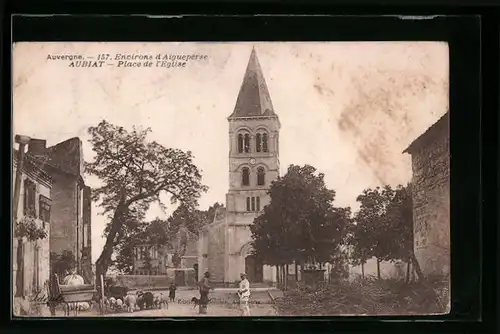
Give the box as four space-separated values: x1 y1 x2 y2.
12 42 449 263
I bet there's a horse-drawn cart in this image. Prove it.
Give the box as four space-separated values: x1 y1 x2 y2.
53 274 96 316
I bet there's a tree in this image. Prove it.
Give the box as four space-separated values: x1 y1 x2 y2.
251 164 350 268
168 202 225 236
382 184 423 282
86 121 208 284
50 250 77 279
350 186 395 279
350 184 424 282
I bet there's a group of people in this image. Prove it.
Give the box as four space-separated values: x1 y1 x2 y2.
197 272 251 316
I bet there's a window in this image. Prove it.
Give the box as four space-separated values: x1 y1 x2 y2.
262 133 268 152
242 168 250 186
39 195 51 223
244 134 251 153
257 167 265 186
246 197 261 212
238 134 244 153
256 134 262 152
23 179 37 217
256 132 269 152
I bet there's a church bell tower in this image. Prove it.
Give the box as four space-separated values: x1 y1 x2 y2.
226 47 281 221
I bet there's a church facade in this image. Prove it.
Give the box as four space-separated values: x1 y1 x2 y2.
198 48 279 284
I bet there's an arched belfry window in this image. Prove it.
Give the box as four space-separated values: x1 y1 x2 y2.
256 134 262 152
257 167 265 186
238 134 244 153
251 197 256 211
244 134 251 153
246 197 251 211
262 133 268 152
242 167 250 186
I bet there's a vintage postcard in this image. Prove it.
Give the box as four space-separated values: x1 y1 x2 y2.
12 41 450 317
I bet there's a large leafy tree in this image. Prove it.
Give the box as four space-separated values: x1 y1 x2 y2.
349 186 394 279
350 184 422 281
383 184 423 281
251 164 350 267
86 121 208 283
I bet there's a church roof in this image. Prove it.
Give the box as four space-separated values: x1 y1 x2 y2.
229 48 277 119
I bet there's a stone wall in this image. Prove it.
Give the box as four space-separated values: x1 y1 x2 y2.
46 137 83 176
49 172 78 259
81 186 92 283
411 122 450 277
348 257 408 280
115 269 196 289
205 222 226 282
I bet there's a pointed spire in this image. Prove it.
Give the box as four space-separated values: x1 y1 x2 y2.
229 47 276 118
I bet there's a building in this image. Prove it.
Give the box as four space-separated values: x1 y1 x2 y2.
133 225 198 275
403 111 450 277
26 138 93 283
198 48 278 284
12 149 53 297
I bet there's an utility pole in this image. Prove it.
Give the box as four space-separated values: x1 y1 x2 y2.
13 134 31 298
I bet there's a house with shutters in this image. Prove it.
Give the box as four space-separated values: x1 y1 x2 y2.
12 149 53 298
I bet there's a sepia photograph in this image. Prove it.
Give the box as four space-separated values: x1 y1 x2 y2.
12 41 450 318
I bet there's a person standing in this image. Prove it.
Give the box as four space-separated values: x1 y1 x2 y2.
168 282 177 302
198 272 212 314
238 273 251 316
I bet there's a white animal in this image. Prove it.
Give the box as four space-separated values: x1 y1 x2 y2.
124 294 137 313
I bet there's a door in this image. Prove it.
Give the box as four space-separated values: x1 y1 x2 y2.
245 255 263 283
175 270 185 286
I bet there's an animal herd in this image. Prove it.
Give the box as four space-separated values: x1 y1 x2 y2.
102 290 168 313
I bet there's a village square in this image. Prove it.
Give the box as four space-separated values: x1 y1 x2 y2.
12 43 450 317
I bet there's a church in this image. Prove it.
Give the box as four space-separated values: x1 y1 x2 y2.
198 48 279 284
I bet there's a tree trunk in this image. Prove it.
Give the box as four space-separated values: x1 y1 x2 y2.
361 262 365 279
376 258 381 280
15 238 24 297
282 264 287 290
285 264 289 287
294 261 298 282
276 265 280 289
411 253 425 282
95 204 126 293
405 261 411 283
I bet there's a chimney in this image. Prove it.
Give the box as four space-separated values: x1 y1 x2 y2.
28 138 47 156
